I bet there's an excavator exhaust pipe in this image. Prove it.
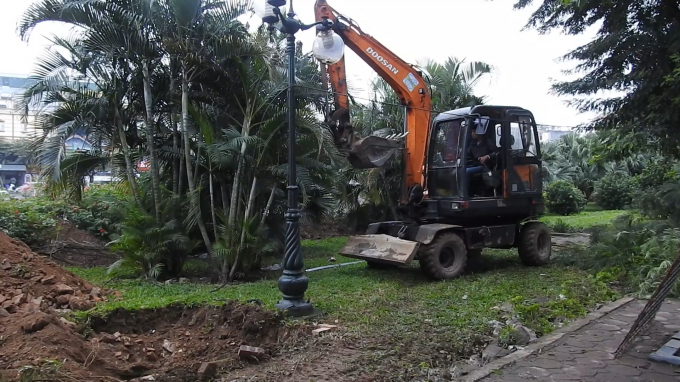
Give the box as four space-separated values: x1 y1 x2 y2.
338 234 420 266
347 133 407 168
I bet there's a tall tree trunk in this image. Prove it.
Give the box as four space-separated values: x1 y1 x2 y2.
114 106 142 207
227 118 249 233
170 74 180 195
193 144 201 187
182 68 212 253
209 168 219 241
260 184 277 229
229 176 258 281
142 59 162 223
221 180 229 221
178 153 186 196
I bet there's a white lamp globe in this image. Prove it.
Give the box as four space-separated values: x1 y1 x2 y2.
312 30 344 65
253 1 286 24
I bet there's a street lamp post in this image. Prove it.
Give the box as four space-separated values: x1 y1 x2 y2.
257 0 344 317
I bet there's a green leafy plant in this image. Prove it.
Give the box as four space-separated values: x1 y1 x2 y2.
107 198 200 280
636 161 678 190
0 199 58 247
547 218 576 233
595 173 635 210
545 180 587 216
554 214 680 297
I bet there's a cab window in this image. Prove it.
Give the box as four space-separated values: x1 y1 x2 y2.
431 119 463 167
509 115 537 157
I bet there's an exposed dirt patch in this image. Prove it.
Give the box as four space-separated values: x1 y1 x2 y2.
32 221 118 268
0 230 108 315
226 340 373 382
300 219 356 240
1 302 306 381
0 230 117 380
0 234 310 382
85 302 309 381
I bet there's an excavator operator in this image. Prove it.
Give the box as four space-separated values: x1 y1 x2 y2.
466 119 500 196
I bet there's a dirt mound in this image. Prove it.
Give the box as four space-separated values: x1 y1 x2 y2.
300 220 355 240
1 302 306 381
0 231 107 316
33 221 118 268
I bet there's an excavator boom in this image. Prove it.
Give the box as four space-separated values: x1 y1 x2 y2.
315 0 433 202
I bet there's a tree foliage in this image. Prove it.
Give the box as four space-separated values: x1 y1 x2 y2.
514 0 680 157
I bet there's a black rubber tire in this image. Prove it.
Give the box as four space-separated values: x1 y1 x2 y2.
517 222 552 266
419 232 468 280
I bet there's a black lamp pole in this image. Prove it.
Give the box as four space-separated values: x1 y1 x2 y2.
264 0 333 317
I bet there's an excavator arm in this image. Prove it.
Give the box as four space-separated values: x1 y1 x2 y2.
314 0 433 202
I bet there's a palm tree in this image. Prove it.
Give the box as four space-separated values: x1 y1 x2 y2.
422 57 493 112
16 0 351 280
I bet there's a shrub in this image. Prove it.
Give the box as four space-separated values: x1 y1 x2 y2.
64 184 129 241
0 184 130 248
0 199 57 247
545 180 587 216
595 173 635 210
636 161 678 190
107 205 197 280
636 180 680 225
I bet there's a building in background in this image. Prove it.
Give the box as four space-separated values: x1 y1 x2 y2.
536 124 573 143
0 73 104 187
0 74 38 142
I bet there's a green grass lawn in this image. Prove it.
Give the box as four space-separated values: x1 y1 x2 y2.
540 207 626 231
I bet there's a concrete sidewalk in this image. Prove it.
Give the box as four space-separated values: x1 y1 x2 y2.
480 299 680 381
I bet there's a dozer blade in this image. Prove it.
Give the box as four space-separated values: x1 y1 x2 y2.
347 133 407 169
338 234 420 266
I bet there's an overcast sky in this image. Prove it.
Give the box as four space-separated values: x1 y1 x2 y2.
2 0 599 127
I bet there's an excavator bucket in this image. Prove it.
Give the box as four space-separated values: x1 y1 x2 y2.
328 108 406 168
347 134 407 168
338 234 420 266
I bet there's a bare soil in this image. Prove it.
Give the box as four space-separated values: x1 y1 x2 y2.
0 232 311 382
300 220 356 240
31 221 119 268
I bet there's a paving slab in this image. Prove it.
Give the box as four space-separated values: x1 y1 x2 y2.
473 299 680 382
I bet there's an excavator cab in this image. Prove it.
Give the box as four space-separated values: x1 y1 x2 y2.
426 105 543 212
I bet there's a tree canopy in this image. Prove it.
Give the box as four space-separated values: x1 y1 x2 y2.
514 0 680 156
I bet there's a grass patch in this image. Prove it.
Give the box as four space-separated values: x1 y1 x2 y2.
69 239 619 370
541 209 626 232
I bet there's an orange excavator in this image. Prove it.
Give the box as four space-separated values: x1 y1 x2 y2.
314 0 552 280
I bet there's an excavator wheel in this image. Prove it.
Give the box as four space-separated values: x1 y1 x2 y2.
517 222 552 266
418 232 467 280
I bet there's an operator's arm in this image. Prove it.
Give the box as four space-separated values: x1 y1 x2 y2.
479 141 500 165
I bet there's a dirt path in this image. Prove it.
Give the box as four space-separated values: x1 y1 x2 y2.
551 232 590 248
